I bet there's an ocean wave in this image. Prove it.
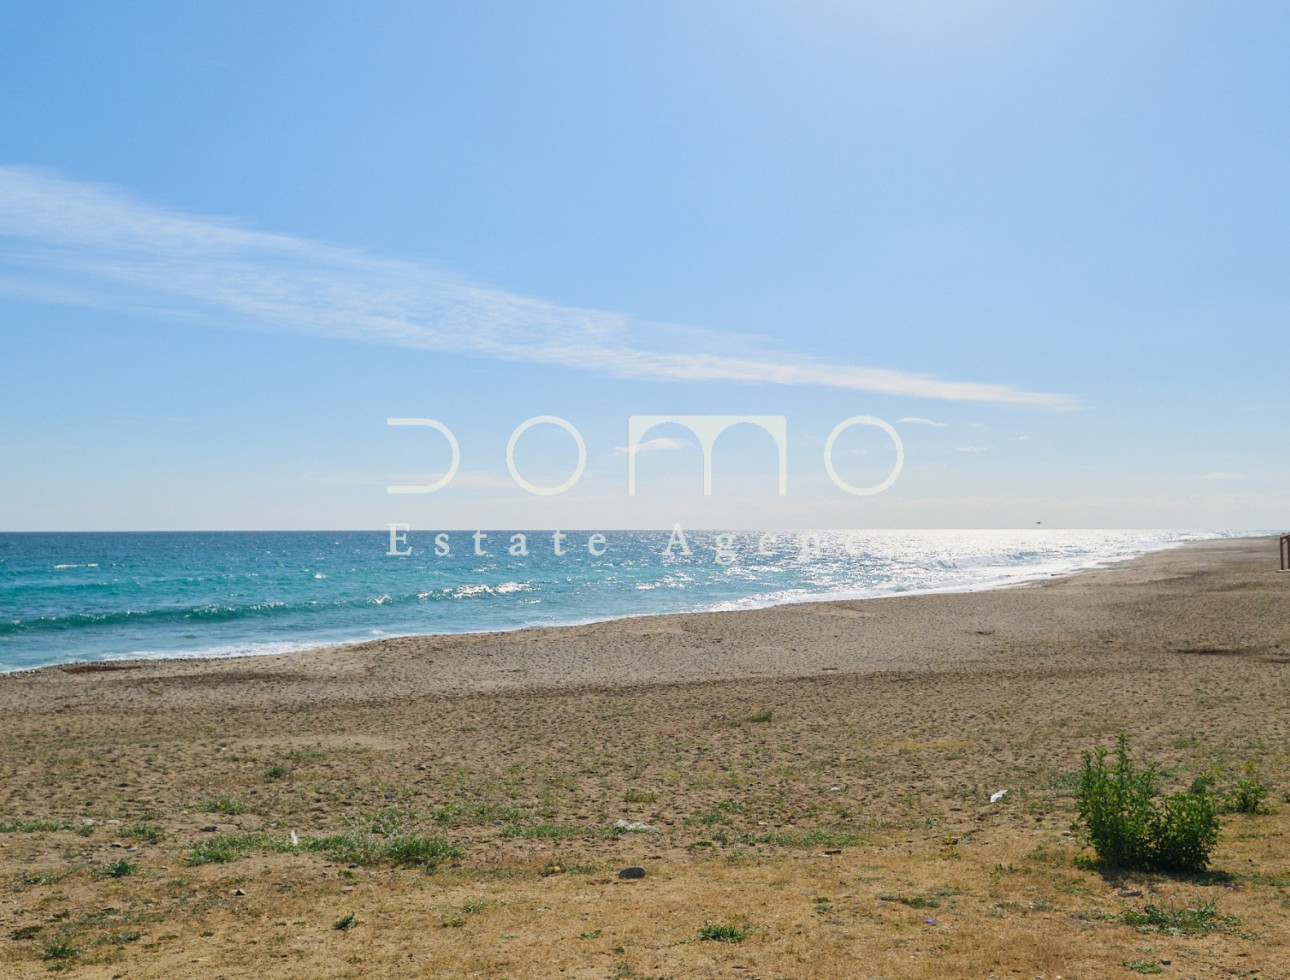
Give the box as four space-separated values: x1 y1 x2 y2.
0 580 546 636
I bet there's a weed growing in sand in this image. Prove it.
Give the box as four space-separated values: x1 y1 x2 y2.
10 925 42 940
878 893 941 910
332 913 357 931
95 859 138 879
0 817 72 833
737 708 774 725
42 941 79 961
301 832 461 871
1123 960 1163 975
264 762 290 781
124 822 165 844
698 921 753 943
756 828 864 849
688 800 745 826
197 797 252 816
1223 762 1271 814
186 832 267 865
622 789 657 804
1075 733 1219 873
19 870 70 886
187 829 460 871
1121 897 1249 938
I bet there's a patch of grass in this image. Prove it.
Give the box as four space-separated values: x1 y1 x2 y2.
579 929 602 939
0 817 72 833
300 832 461 871
197 797 251 815
757 828 864 849
697 921 753 943
264 762 290 781
19 870 70 886
124 822 165 844
94 858 138 879
1121 897 1249 937
1223 762 1271 814
283 747 326 762
1123 960 1163 975
186 832 269 865
108 931 142 945
879 893 941 910
737 708 774 725
10 925 42 940
544 858 599 875
431 799 528 827
622 789 657 804
332 913 357 932
42 941 79 961
1075 732 1219 873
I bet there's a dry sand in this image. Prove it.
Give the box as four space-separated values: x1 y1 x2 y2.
0 536 1286 978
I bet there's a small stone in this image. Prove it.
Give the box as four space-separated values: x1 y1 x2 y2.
1160 959 1171 966
231 888 246 896
618 866 646 880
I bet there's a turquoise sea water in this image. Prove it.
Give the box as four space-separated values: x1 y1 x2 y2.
0 529 1250 672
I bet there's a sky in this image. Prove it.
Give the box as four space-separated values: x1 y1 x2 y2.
0 1 1286 531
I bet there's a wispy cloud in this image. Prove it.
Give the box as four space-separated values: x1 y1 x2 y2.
0 167 1075 407
1201 472 1243 481
614 437 690 456
956 445 987 453
898 416 949 426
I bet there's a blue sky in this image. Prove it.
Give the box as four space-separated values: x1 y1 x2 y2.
0 1 1286 530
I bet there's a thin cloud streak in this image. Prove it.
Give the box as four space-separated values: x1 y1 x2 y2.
898 416 949 426
0 167 1075 407
614 437 690 456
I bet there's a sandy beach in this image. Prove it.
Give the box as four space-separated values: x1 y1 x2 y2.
1 535 1286 977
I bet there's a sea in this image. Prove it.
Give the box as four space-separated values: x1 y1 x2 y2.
0 529 1254 673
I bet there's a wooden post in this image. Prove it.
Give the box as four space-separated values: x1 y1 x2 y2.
1282 533 1290 571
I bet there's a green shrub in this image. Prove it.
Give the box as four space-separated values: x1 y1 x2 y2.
1075 733 1219 873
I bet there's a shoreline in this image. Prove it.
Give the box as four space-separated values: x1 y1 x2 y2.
0 530 1245 679
1 534 1282 703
